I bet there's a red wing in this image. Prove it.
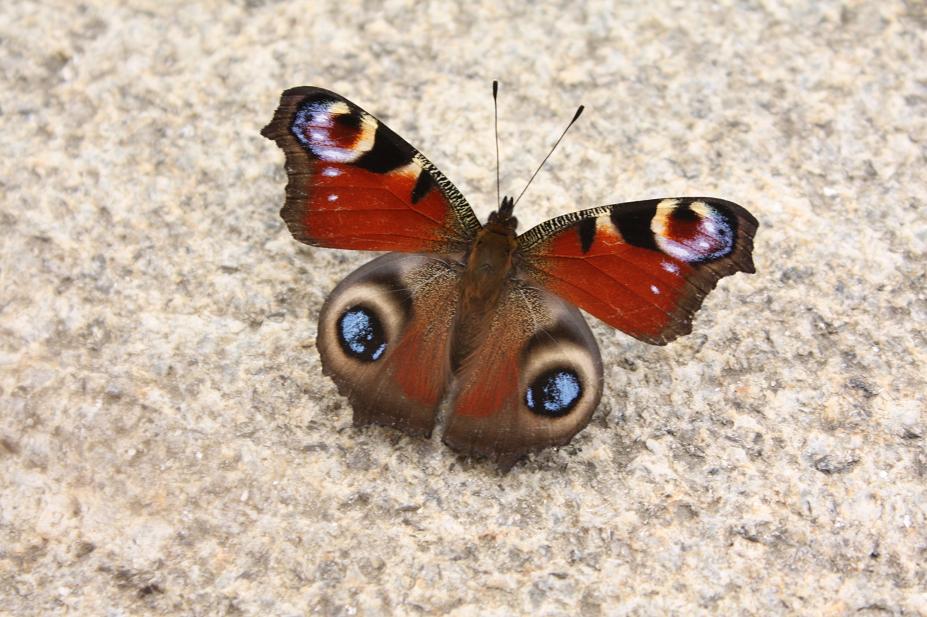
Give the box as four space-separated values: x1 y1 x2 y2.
261 87 481 254
517 197 758 345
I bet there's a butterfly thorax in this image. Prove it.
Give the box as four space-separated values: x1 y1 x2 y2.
451 210 519 369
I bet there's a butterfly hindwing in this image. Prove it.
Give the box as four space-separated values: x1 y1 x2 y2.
262 87 481 254
316 253 460 437
517 197 758 345
442 280 604 468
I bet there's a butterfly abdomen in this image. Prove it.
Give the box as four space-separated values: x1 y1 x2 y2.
451 220 518 369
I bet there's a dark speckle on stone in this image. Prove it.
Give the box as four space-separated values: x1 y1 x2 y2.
847 377 878 398
813 455 860 474
138 583 163 598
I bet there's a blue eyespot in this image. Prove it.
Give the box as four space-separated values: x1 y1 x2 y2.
525 369 582 417
337 306 387 362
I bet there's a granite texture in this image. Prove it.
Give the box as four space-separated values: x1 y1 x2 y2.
1 1 925 615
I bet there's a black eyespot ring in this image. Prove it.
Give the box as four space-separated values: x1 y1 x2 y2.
525 368 582 417
337 305 387 362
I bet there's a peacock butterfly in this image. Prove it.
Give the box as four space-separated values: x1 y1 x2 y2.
261 86 758 469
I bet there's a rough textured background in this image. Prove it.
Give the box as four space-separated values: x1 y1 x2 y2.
1 1 925 615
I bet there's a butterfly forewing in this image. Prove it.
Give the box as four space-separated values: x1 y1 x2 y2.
262 87 481 255
517 197 758 345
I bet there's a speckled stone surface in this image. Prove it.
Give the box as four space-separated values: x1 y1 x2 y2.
1 1 925 615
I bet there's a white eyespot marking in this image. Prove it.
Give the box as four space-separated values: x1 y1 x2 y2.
322 167 341 177
650 285 660 295
328 101 351 115
319 279 407 368
651 199 680 236
652 201 734 263
596 217 621 243
394 161 421 179
689 200 712 217
314 148 352 162
520 339 600 432
661 261 680 274
291 100 378 164
309 112 333 127
327 194 339 202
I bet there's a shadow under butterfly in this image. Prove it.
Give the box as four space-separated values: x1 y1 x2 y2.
261 85 758 470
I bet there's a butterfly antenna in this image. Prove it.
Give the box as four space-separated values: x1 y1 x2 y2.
513 104 585 208
492 80 501 209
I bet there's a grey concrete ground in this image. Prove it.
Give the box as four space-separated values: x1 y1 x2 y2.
1 1 925 615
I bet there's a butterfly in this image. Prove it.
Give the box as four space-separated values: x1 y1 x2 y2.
261 86 758 469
